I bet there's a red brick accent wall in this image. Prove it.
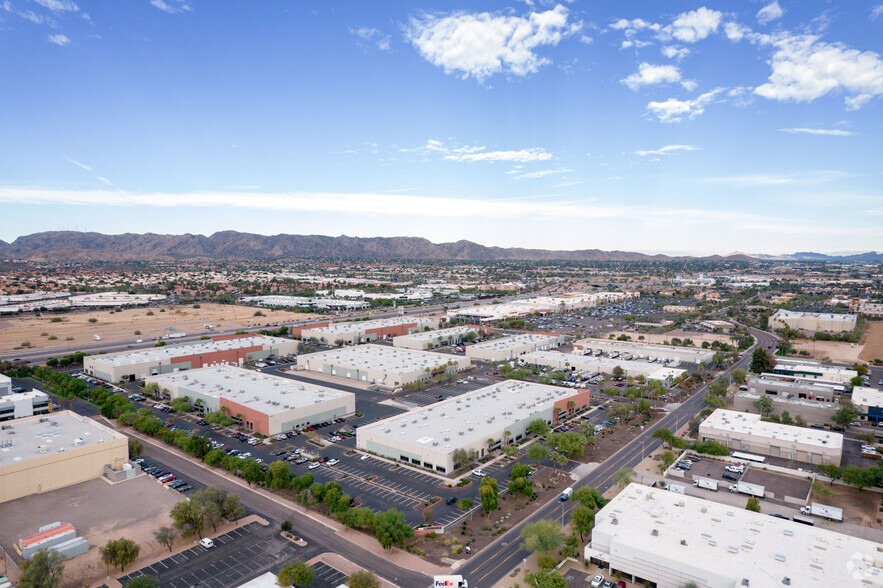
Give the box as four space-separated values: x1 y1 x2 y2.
365 322 417 339
221 398 270 435
169 346 262 367
292 321 330 338
553 389 592 422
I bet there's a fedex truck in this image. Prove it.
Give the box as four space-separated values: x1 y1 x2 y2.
434 575 468 587
800 503 843 522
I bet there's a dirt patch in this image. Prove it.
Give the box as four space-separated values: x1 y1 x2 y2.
0 303 326 352
814 482 883 528
859 321 883 364
791 339 865 364
0 474 182 587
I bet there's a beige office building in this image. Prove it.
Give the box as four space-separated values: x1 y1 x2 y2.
0 411 128 504
770 309 857 333
392 325 482 351
699 409 842 465
465 333 564 362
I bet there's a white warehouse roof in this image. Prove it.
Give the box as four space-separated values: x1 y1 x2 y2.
701 409 842 452
89 335 292 367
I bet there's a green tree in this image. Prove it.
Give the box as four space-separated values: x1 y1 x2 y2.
571 505 595 540
457 497 474 510
170 499 205 538
241 458 265 486
527 443 549 466
523 570 568 588
480 476 499 516
810 480 833 499
266 460 291 490
277 560 314 586
372 509 413 550
18 548 65 588
204 448 227 466
652 427 676 448
571 486 605 510
612 366 624 378
843 465 875 490
703 393 725 409
154 526 177 552
745 497 761 513
101 537 141 572
124 577 160 588
731 368 747 385
310 482 325 502
347 569 381 588
338 507 375 530
832 401 859 429
128 437 143 459
817 463 843 486
527 418 550 437
223 494 245 523
520 519 564 556
452 448 470 469
659 450 677 473
750 347 773 374
511 462 531 480
753 395 773 416
613 467 636 489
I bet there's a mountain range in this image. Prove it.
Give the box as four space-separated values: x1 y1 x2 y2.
0 231 879 262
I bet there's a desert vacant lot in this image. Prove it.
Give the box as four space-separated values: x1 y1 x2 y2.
860 320 883 363
0 303 326 352
792 339 864 364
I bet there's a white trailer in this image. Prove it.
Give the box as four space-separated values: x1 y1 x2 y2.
692 477 718 491
93 335 101 341
666 483 686 495
728 481 764 498
800 503 843 522
162 332 187 340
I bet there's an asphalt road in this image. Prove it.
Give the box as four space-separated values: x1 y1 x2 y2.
458 327 779 588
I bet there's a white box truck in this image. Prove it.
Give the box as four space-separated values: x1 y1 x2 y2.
434 575 468 587
666 483 686 494
693 477 718 491
800 503 843 522
728 481 764 498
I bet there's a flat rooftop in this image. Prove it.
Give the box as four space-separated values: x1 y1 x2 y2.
358 380 582 450
772 309 857 322
303 317 425 336
148 366 351 414
523 351 686 380
0 411 123 467
701 409 842 450
774 358 858 377
303 344 459 374
89 335 290 367
469 333 560 351
573 339 715 360
852 386 883 409
394 325 477 342
589 483 883 587
748 374 842 394
0 390 48 403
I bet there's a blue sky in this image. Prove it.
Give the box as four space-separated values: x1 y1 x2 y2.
1 0 881 255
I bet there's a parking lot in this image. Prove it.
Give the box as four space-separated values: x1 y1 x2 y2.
118 522 310 588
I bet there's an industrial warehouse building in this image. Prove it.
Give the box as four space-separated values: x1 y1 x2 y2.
297 345 471 390
447 291 638 322
84 334 300 382
522 351 686 383
770 309 857 333
392 325 484 351
732 374 845 423
0 411 128 504
572 339 716 365
239 295 369 311
586 483 882 588
299 316 439 345
146 366 354 436
356 381 590 473
852 387 883 425
465 333 564 362
0 390 51 422
771 358 858 384
699 409 842 465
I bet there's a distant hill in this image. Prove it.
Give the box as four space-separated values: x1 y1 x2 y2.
0 230 766 262
752 251 883 262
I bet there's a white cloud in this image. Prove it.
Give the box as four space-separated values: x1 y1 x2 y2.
666 7 721 43
661 45 689 60
96 176 113 186
634 144 699 156
350 27 391 52
510 168 572 179
34 0 78 12
149 0 192 15
65 157 91 170
622 62 681 91
873 5 883 20
723 22 751 42
609 18 661 36
703 170 853 186
406 4 577 82
446 149 553 163
778 127 856 136
646 88 723 123
47 33 70 46
754 35 883 109
756 1 784 26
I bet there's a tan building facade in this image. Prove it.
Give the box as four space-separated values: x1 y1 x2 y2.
0 411 128 504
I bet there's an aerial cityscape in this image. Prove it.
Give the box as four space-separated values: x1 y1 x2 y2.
1 1 882 588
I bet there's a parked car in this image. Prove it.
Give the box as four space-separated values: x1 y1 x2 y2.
723 472 739 482
199 538 214 549
308 462 320 470
472 469 487 477
590 575 605 588
360 454 371 461
327 459 339 466
446 497 458 505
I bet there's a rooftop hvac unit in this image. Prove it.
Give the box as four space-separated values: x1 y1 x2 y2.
39 418 49 423
444 436 450 441
73 438 84 445
459 431 464 436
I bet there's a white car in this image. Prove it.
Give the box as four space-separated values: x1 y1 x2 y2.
360 454 371 461
327 459 340 466
199 538 214 549
590 575 604 588
725 465 744 474
308 462 320 470
472 469 487 477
